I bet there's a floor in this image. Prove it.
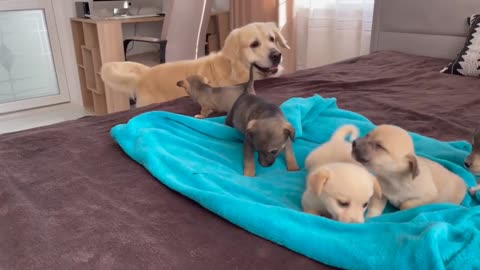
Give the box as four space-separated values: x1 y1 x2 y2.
0 102 89 134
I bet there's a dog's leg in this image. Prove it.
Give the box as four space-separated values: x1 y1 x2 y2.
284 139 300 171
469 185 480 196
399 198 428 210
303 209 318 215
243 142 256 177
225 112 234 127
195 107 213 118
366 196 387 218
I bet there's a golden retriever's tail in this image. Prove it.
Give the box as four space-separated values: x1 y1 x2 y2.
331 125 359 142
100 61 150 96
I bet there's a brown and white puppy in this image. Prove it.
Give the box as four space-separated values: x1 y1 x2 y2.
226 93 299 177
176 64 255 118
465 127 480 195
352 125 467 212
101 22 289 107
305 125 360 170
302 162 382 223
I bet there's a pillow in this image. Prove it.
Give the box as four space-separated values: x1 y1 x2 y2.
441 14 480 77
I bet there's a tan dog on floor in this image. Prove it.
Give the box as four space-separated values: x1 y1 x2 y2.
352 124 467 213
302 125 383 222
101 22 289 107
465 127 480 195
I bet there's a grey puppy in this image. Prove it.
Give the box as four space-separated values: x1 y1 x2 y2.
226 70 300 177
176 66 255 118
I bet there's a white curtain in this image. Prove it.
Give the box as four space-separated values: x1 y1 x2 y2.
295 0 374 70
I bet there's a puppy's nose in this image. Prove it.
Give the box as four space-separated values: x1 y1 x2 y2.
465 161 471 168
269 50 282 66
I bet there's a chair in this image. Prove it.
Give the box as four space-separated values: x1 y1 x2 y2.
123 0 213 64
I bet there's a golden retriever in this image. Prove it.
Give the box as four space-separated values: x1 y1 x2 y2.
100 22 290 107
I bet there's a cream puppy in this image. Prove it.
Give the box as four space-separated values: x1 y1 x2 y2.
302 162 381 223
352 124 467 212
305 124 360 170
302 125 383 222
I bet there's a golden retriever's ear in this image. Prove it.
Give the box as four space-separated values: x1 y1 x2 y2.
221 28 240 60
267 22 290 50
372 177 383 199
407 154 419 179
308 168 330 195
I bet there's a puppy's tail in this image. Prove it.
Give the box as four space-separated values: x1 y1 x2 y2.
245 63 255 94
100 61 150 96
331 125 359 142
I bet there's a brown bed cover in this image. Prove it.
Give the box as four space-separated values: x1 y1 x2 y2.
0 51 478 270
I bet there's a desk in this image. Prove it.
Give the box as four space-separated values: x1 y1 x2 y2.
71 13 231 115
71 16 164 114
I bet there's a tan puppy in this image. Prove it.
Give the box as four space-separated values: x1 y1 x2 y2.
465 127 480 195
303 125 383 222
352 125 467 212
101 22 289 107
302 162 381 223
305 125 360 170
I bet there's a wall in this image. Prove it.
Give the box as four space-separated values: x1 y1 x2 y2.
53 0 83 106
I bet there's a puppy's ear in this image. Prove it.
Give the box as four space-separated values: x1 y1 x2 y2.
308 169 330 195
372 177 383 199
267 22 290 50
406 154 419 179
283 122 296 142
246 120 257 142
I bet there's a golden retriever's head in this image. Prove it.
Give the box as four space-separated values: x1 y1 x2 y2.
222 22 290 76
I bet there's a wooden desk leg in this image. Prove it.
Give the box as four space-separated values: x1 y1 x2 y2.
216 13 230 49
96 22 131 113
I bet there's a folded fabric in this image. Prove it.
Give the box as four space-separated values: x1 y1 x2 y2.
111 95 480 270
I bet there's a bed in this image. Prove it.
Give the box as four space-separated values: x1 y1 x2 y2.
1 1 479 269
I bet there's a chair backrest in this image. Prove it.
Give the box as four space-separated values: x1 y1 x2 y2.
161 0 213 62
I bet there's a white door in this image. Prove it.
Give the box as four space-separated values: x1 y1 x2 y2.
0 0 70 114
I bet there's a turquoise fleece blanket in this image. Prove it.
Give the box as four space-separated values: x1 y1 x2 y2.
111 95 480 270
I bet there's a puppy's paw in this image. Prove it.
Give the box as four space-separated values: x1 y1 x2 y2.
194 114 206 119
244 168 256 177
469 186 479 196
287 164 300 171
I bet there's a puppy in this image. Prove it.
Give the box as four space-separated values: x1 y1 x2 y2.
465 127 480 195
302 162 382 223
305 125 360 170
226 93 299 177
352 124 467 213
303 125 383 221
176 65 255 118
